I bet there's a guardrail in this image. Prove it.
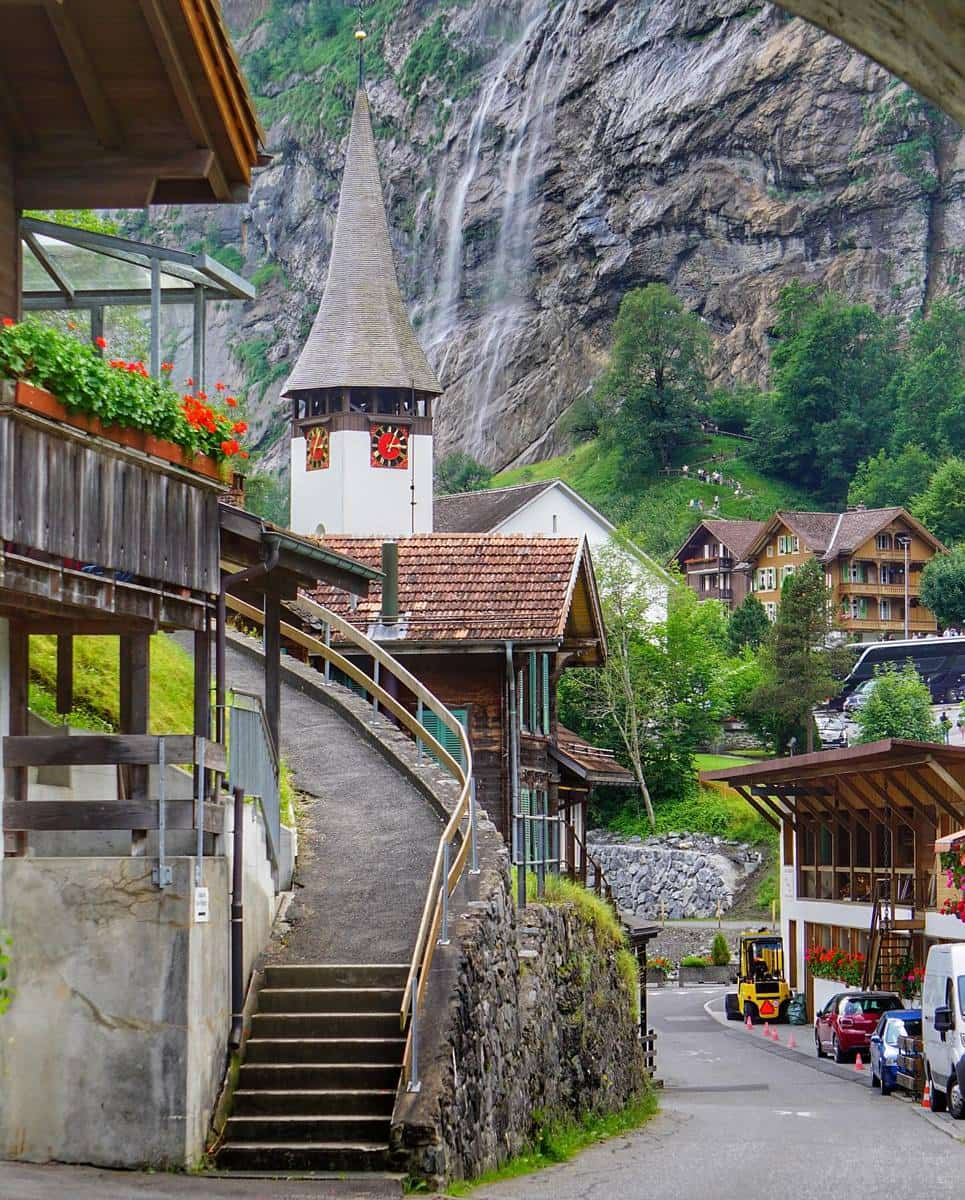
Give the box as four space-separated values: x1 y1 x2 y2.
227 690 280 874
224 592 475 1093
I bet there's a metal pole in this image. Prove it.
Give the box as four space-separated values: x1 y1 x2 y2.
439 841 450 945
469 778 480 875
153 737 172 887
372 659 380 714
537 794 546 898
323 623 331 683
506 641 524 909
416 698 423 758
903 537 910 639
150 257 161 379
192 284 206 392
407 974 421 1093
195 737 206 886
229 785 245 1048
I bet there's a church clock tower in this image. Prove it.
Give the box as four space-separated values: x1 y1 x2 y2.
284 62 441 538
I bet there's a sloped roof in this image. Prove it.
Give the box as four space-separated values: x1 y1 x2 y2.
304 535 603 654
552 727 636 787
672 519 766 565
748 508 946 561
282 89 441 397
433 481 557 533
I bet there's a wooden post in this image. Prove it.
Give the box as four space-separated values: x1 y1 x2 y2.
55 635 73 716
7 622 29 856
120 633 150 855
264 590 281 759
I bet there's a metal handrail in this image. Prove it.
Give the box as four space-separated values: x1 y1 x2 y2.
224 592 473 1091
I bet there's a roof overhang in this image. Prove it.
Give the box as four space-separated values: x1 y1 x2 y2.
701 740 965 831
2 0 265 209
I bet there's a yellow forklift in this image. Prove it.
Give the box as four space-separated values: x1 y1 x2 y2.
724 930 792 1024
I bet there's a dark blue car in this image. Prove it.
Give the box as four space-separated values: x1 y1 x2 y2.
869 1008 922 1095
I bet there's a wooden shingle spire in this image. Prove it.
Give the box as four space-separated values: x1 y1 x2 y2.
282 88 441 398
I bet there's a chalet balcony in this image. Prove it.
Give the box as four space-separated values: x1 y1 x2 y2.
685 553 734 569
841 616 937 633
842 581 921 597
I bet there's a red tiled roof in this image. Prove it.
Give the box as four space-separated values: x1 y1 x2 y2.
305 534 592 644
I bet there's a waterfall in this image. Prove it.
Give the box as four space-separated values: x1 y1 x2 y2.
427 0 578 440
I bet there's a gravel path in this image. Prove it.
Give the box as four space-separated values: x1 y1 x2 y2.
224 638 444 965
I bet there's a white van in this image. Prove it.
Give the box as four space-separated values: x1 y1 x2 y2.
922 942 965 1118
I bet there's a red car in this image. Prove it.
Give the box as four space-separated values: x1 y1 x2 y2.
815 992 904 1062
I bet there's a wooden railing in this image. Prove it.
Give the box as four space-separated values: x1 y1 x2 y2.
225 593 473 1092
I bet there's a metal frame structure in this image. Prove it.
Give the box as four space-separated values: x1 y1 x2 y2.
20 216 254 384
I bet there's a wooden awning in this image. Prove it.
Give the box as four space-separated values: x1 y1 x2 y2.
700 740 965 832
1 0 265 208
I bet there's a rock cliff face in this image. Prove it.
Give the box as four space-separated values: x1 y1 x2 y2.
149 0 963 476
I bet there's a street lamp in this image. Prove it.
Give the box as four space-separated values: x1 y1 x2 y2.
896 535 912 639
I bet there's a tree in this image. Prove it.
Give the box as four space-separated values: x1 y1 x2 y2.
433 451 492 495
920 547 965 628
912 458 965 546
744 559 846 752
558 554 730 827
727 594 770 654
853 664 941 744
750 283 899 501
598 284 710 473
891 299 965 457
706 383 764 435
847 444 933 510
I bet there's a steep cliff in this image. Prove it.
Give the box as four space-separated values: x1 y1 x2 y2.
142 0 963 476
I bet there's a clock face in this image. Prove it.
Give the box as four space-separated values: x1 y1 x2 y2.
370 423 409 469
306 425 330 471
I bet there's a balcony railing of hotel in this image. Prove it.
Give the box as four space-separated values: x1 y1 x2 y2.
684 554 733 569
841 581 920 597
798 865 937 910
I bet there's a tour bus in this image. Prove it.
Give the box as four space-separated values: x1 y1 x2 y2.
830 636 965 709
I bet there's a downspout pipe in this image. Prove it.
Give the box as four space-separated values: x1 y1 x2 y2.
506 640 524 908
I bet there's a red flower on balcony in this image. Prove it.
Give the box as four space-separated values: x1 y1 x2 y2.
232 421 248 434
220 438 241 456
215 381 226 391
161 362 173 372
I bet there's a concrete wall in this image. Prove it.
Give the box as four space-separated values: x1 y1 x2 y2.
0 856 228 1168
0 618 8 861
290 429 433 536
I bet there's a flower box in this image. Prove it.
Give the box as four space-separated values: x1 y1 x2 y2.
13 381 221 482
677 964 733 985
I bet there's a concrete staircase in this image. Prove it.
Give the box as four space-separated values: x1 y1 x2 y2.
216 964 408 1172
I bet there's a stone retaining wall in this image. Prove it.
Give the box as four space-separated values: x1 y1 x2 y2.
590 832 761 919
391 825 646 1186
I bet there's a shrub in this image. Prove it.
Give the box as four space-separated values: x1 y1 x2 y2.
711 933 730 966
679 954 712 968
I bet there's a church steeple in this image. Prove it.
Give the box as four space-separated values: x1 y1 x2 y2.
282 87 441 400
286 62 440 540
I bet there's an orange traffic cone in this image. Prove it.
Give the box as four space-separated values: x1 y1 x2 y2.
745 1014 752 1030
922 1080 931 1110
787 1033 797 1050
855 1052 864 1071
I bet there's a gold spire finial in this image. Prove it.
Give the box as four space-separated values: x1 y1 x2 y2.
356 3 366 88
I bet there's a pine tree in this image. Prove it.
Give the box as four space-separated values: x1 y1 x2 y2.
727 594 770 654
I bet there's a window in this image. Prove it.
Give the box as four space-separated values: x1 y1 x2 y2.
766 544 775 558
879 599 891 621
519 653 551 735
764 602 777 621
777 534 800 555
420 706 469 769
781 565 795 582
876 533 893 551
551 514 558 533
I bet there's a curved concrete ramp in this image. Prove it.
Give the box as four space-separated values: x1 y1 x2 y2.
224 637 444 964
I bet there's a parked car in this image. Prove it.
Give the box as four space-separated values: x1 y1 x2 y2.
843 680 877 715
869 1008 922 1094
814 712 849 749
815 992 903 1062
923 943 965 1118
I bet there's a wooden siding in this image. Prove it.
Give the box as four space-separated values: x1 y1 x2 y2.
0 133 17 323
0 404 220 595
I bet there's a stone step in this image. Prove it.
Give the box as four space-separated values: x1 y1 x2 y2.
238 1062 402 1091
232 1088 396 1117
223 1114 391 1144
258 986 404 1014
250 1012 401 1039
215 1141 392 1173
263 964 409 990
244 1038 406 1065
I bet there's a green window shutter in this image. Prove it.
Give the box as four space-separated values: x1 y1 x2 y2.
541 654 550 734
518 669 527 731
528 652 538 733
420 707 468 769
520 786 532 866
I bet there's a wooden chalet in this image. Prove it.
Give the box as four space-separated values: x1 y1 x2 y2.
703 742 965 1018
295 534 610 851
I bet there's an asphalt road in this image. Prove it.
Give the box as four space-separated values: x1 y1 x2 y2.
474 985 965 1200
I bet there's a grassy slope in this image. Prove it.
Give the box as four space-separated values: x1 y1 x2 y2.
493 435 816 561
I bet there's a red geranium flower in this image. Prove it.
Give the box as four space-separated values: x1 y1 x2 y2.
220 438 240 456
215 381 226 391
2 317 15 327
240 450 249 460
95 335 107 349
226 396 238 408
232 421 248 434
161 362 173 372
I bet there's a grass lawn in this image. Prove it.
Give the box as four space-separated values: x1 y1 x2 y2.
694 752 754 772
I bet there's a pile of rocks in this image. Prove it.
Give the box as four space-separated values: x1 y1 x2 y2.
588 831 762 920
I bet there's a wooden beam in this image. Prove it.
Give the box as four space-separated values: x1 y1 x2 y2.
136 0 230 200
55 635 73 716
2 734 226 771
904 765 962 826
759 791 797 829
834 778 874 835
120 633 151 854
42 0 122 148
848 772 917 833
885 772 939 829
733 785 779 831
0 66 32 147
926 757 965 813
6 622 28 855
4 799 224 835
